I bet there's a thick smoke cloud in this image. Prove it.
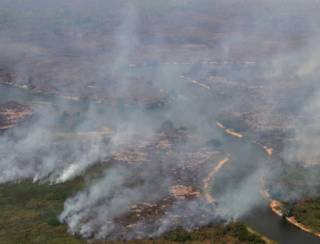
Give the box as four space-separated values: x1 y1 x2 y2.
0 0 320 240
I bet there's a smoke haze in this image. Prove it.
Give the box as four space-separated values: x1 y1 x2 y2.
0 0 320 240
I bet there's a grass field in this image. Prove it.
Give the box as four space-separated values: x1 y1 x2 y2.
0 179 85 244
290 199 320 233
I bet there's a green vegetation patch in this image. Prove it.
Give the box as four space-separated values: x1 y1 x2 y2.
101 222 268 244
224 222 266 244
0 179 85 244
291 199 320 233
161 222 266 244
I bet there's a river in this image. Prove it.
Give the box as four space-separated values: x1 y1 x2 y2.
216 127 320 244
244 206 320 244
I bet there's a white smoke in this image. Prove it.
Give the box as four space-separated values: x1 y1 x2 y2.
0 0 320 241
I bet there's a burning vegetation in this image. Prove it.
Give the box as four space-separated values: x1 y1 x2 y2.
1 0 320 243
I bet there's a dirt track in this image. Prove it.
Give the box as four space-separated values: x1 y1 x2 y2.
203 156 230 203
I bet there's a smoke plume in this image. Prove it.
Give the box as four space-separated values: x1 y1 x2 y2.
0 0 320 240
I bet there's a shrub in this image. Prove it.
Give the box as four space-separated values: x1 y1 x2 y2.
164 227 192 242
226 222 265 244
47 216 61 227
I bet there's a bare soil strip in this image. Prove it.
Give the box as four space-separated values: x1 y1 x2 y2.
203 156 230 203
